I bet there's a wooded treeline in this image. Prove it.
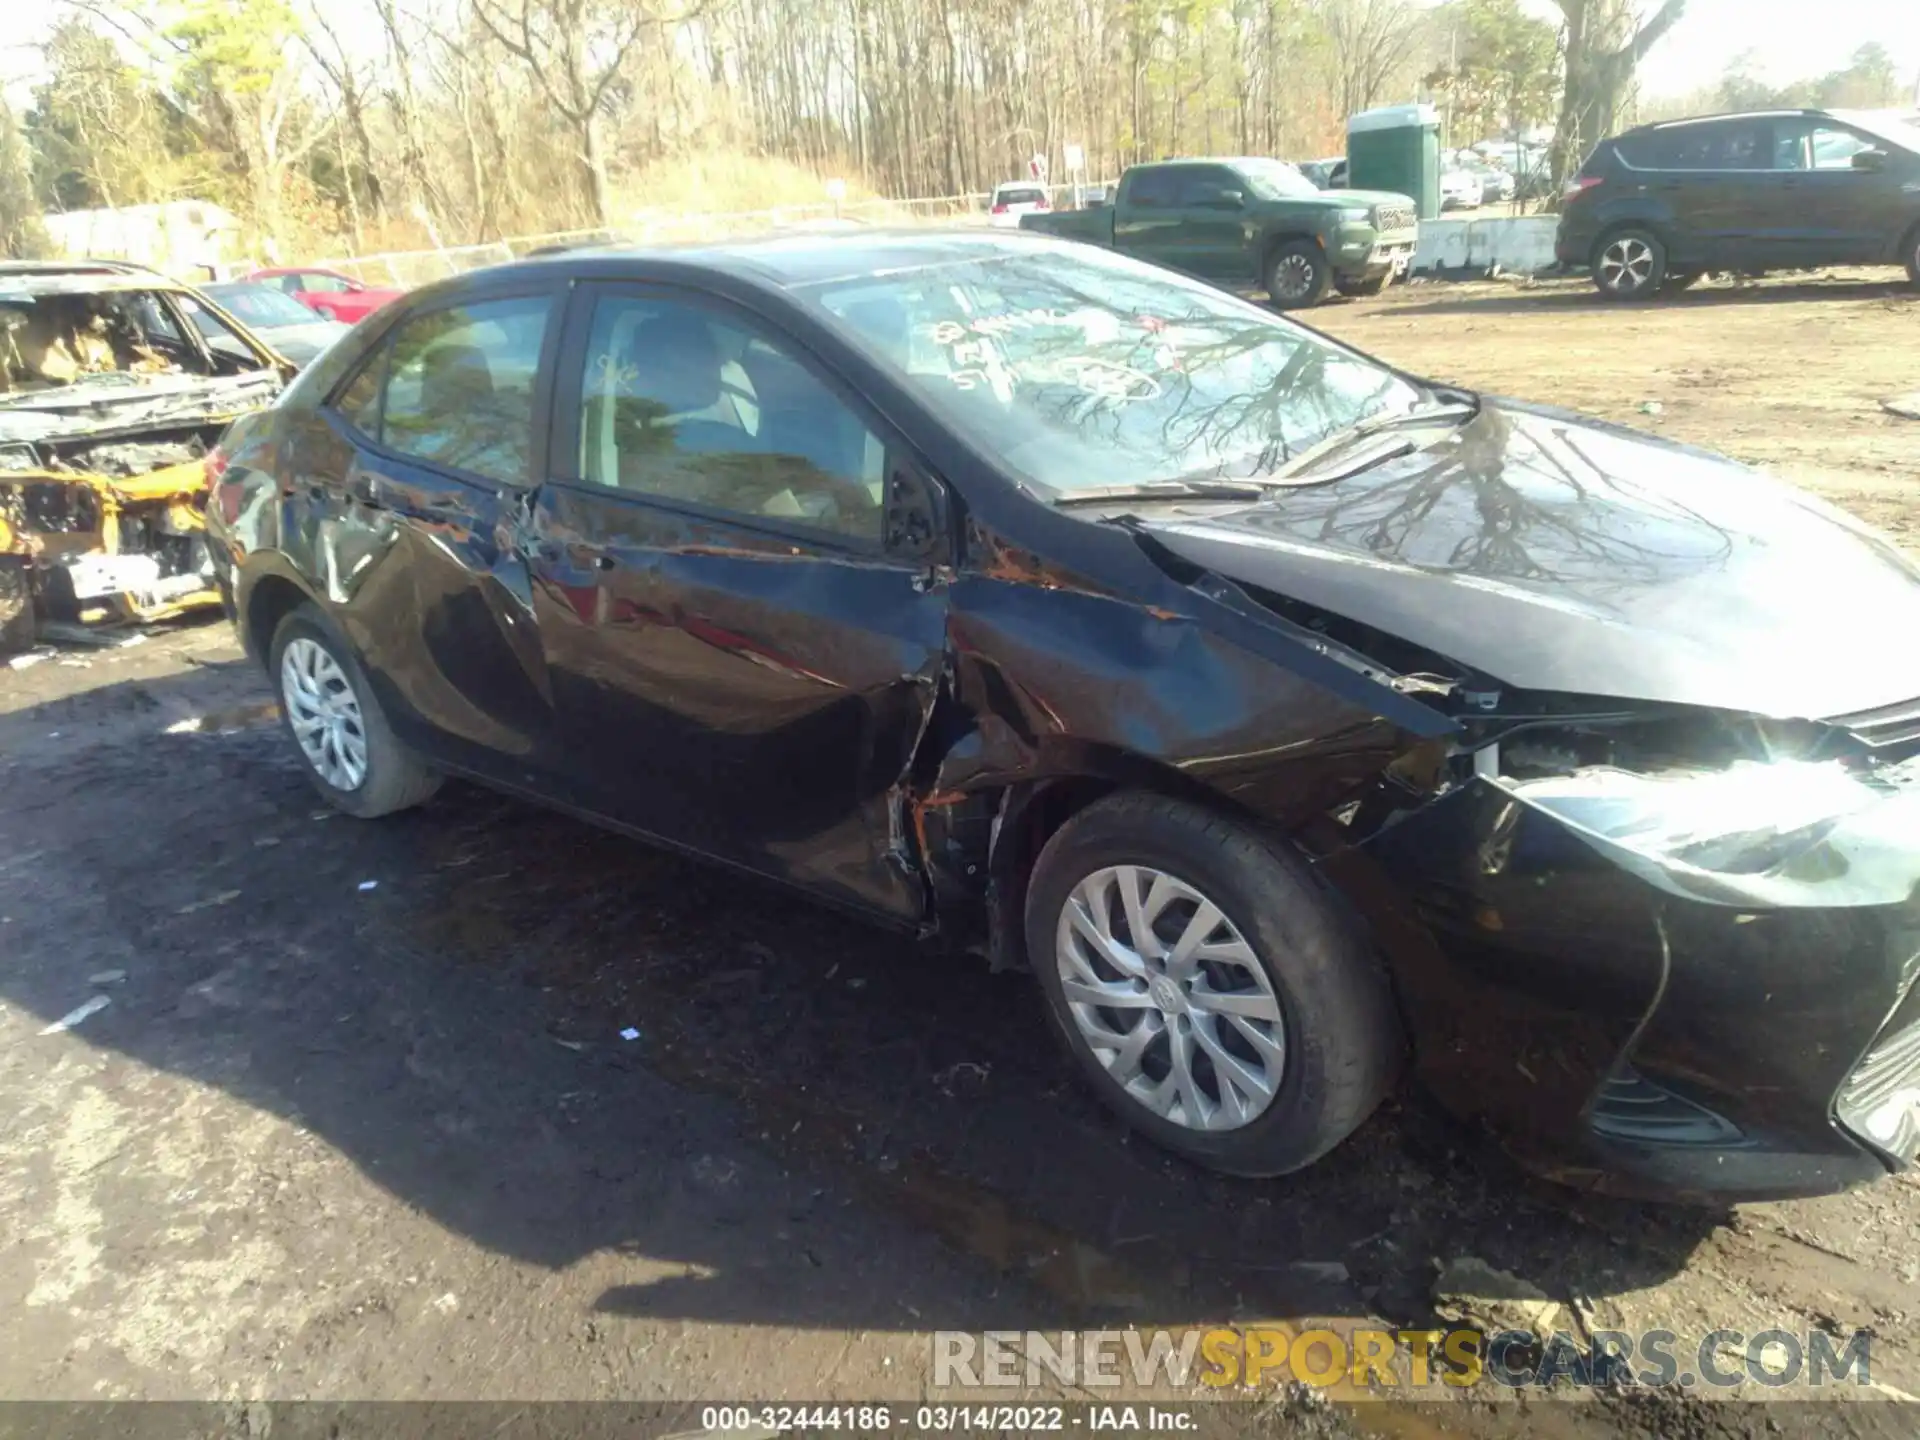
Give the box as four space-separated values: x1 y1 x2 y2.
10 0 1897 265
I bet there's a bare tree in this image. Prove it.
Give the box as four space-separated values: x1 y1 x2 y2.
1551 0 1687 178
471 0 691 226
1321 0 1426 119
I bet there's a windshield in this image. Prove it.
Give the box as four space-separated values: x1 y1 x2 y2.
0 285 268 402
203 284 318 328
1235 159 1322 200
804 246 1421 496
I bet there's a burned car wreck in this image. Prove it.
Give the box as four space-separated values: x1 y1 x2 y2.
204 233 1920 1203
0 264 289 650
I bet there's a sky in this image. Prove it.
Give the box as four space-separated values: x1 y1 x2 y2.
1525 0 1920 101
5 0 1919 106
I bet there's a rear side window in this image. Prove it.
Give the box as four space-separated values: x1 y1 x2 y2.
1618 121 1772 171
332 295 552 485
1127 169 1181 208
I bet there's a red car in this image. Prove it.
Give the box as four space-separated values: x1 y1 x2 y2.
246 266 404 324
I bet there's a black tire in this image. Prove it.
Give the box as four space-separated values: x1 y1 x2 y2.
1334 272 1392 298
1265 240 1333 310
1591 226 1667 300
268 601 441 818
1024 790 1403 1177
0 558 33 655
1904 225 1920 289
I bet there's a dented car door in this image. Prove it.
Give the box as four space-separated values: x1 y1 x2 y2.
281 286 564 782
526 282 949 921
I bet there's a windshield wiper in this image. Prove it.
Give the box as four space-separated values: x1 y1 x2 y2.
1054 478 1281 506
1270 399 1478 482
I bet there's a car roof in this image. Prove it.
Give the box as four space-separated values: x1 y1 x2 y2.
1622 108 1842 135
0 263 190 297
418 228 1086 296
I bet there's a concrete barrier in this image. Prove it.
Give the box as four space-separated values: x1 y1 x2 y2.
1411 215 1561 276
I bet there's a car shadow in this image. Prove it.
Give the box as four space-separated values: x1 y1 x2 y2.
1379 275 1917 321
0 660 1728 1339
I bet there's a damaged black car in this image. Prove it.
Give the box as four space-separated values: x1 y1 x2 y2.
204 233 1920 1203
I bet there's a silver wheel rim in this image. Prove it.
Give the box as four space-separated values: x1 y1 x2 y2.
280 637 369 792
1598 236 1655 292
1056 865 1286 1132
1271 254 1315 300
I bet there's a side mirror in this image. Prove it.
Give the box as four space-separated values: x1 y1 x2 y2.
1851 148 1888 172
1208 189 1246 210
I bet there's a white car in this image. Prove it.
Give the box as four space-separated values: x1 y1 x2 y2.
989 183 1052 228
1440 167 1484 210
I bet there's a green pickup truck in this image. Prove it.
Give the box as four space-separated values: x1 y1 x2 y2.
1020 157 1420 308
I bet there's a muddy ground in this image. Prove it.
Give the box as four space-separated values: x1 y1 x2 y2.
1 270 1917 1438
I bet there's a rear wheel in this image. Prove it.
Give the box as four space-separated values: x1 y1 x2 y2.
1592 227 1667 300
1265 240 1333 310
269 602 441 818
1334 272 1392 298
1025 791 1403 1177
1905 225 1920 288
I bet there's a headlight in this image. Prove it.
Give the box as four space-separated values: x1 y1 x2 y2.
1340 207 1372 224
1497 756 1920 908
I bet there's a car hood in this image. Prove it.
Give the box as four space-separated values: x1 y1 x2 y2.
1139 399 1920 721
0 368 284 445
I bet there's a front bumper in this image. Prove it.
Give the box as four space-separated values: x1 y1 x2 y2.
1323 778 1920 1202
1337 229 1418 278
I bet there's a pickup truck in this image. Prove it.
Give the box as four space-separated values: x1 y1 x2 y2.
1020 157 1419 308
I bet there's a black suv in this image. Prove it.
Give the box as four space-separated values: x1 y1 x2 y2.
1556 109 1920 299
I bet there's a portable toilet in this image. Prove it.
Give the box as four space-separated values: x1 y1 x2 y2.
1346 103 1441 220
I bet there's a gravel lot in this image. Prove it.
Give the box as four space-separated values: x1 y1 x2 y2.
2 269 1917 1438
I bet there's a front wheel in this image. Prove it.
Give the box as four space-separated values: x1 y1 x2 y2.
1265 240 1333 309
1025 791 1403 1177
269 602 441 818
1592 227 1667 300
1334 272 1392 298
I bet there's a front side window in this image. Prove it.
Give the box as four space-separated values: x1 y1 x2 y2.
808 246 1418 497
336 295 551 484
1177 168 1244 207
1776 123 1877 170
296 272 354 294
573 296 885 543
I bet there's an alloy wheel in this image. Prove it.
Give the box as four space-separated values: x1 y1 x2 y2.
1055 864 1286 1132
280 637 369 792
1271 254 1315 302
1598 236 1656 295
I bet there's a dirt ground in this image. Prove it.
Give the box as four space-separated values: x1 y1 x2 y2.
2 270 1918 1438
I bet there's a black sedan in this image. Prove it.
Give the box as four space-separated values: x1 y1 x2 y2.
203 232 1920 1202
